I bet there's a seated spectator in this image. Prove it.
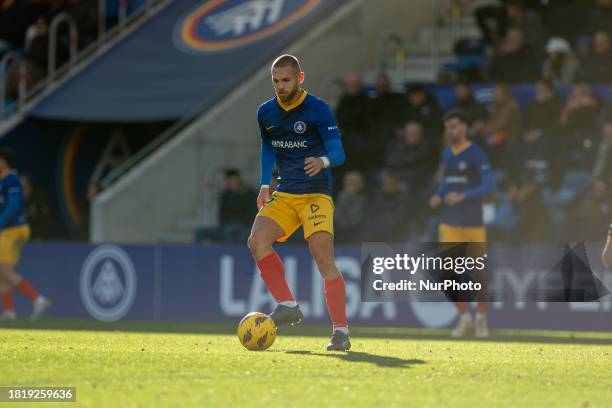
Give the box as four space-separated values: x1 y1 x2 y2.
481 84 521 146
474 0 507 47
360 169 411 242
385 121 437 195
490 28 541 83
335 73 371 173
454 80 489 130
560 84 601 169
335 171 368 244
403 83 443 145
474 0 543 49
523 79 563 135
194 169 256 243
504 0 544 49
366 73 406 170
5 15 48 99
577 30 612 83
541 37 579 84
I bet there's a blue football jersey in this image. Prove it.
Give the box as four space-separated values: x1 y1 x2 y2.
0 172 27 229
437 143 495 227
257 91 342 196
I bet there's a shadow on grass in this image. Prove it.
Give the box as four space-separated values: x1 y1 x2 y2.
283 350 425 368
2 319 612 346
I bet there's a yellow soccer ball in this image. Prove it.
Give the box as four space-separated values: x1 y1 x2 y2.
237 312 277 351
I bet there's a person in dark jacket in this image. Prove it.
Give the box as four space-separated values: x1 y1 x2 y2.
195 168 257 243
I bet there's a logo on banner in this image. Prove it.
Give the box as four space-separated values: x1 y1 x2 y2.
174 0 320 53
80 245 137 322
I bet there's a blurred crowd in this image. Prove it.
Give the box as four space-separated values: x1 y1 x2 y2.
0 0 99 99
332 75 612 244
453 0 612 84
200 76 612 245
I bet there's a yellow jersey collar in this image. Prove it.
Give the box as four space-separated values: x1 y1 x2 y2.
451 140 471 156
277 89 308 112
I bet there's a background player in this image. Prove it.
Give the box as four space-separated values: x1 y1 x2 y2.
0 148 50 321
429 110 496 338
247 54 350 351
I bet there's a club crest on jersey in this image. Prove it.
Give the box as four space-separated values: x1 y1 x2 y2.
174 0 320 54
458 161 468 171
294 121 307 134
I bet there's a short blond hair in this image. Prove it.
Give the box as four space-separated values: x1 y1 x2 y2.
271 54 301 73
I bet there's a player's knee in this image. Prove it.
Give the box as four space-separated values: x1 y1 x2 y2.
247 233 268 256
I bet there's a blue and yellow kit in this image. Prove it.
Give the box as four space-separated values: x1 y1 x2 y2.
436 142 496 243
0 172 30 264
256 90 345 242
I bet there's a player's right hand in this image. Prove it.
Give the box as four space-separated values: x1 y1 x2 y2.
429 195 442 209
257 186 270 210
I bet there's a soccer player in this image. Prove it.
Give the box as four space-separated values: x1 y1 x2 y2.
603 223 612 270
247 54 350 351
429 110 496 338
0 148 49 321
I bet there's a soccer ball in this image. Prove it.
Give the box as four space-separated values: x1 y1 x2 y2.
237 312 277 351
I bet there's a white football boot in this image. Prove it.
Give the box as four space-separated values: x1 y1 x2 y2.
451 314 473 338
31 296 50 320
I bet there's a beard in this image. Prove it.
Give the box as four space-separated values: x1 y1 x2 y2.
279 87 300 103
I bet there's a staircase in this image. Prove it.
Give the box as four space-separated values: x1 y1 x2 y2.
365 11 481 85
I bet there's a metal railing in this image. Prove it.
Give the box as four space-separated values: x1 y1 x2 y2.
48 13 78 83
0 52 27 117
375 0 476 82
1 0 171 133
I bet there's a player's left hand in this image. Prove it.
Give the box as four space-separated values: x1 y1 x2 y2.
444 192 466 206
304 157 324 177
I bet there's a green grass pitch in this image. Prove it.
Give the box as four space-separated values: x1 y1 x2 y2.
1 320 612 407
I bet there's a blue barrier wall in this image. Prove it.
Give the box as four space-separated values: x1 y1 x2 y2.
11 242 612 331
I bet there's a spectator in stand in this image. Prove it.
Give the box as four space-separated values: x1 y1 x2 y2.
479 84 521 168
367 73 406 169
504 0 544 49
474 0 543 49
403 83 443 146
523 79 563 135
385 121 438 196
541 37 579 84
20 174 50 241
490 28 540 83
386 121 438 239
5 15 48 99
453 80 489 130
334 171 368 244
335 73 370 173
194 168 257 243
577 30 612 83
359 169 411 242
560 84 601 169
